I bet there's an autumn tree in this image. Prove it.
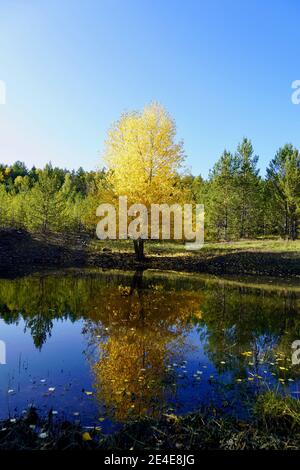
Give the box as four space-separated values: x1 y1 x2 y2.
102 102 185 259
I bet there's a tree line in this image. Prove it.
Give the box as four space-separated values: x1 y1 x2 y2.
0 104 299 242
0 139 298 241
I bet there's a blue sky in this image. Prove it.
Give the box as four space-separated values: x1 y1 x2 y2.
0 0 300 178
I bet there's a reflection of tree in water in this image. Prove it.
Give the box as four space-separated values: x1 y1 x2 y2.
86 270 202 421
0 271 299 387
198 281 300 379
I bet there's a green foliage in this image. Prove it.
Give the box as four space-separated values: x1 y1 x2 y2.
0 136 299 239
267 144 300 239
206 150 239 240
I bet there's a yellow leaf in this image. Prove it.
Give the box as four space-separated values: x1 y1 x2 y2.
82 432 92 441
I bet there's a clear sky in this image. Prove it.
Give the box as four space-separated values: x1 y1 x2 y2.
1 0 300 178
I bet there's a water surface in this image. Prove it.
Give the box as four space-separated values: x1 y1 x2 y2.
0 269 299 429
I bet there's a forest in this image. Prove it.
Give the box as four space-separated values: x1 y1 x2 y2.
0 137 299 241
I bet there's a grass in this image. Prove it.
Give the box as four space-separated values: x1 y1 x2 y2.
88 238 300 256
255 391 300 428
2 392 300 450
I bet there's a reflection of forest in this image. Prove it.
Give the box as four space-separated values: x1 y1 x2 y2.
0 270 299 417
199 283 300 380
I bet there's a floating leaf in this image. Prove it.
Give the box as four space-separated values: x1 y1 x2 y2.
82 432 92 441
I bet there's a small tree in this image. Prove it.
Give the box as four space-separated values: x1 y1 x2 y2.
267 144 300 239
26 165 63 233
235 138 261 238
102 102 185 260
206 150 238 240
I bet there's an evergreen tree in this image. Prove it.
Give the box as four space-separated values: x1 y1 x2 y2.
267 144 300 239
207 151 238 240
235 138 261 238
26 165 63 233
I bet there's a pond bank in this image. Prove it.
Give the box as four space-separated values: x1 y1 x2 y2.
1 392 300 450
0 229 299 279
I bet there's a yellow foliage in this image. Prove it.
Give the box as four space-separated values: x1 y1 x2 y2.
103 102 187 208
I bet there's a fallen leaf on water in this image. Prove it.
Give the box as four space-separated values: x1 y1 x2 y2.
241 352 252 357
82 432 92 441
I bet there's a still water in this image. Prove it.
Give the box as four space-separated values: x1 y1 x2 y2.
0 269 299 430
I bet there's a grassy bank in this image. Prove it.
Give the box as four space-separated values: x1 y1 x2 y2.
1 392 300 450
90 238 300 255
0 229 299 278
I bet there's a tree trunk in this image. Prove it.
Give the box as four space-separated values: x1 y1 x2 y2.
290 206 297 240
285 202 289 239
133 239 145 261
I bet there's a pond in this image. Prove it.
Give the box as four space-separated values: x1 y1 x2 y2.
0 269 299 431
